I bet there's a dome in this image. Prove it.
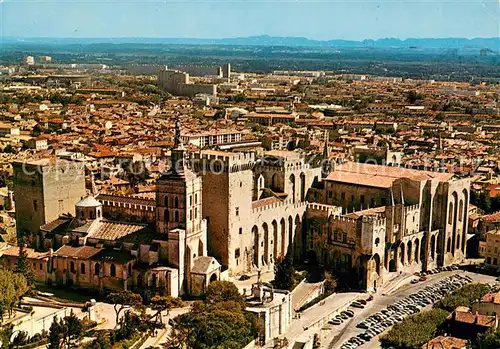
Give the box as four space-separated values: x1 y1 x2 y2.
75 195 102 208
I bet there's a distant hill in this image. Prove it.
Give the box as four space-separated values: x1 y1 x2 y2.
3 35 499 50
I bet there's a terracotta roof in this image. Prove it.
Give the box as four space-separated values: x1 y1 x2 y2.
326 162 453 188
480 291 500 305
252 197 282 209
450 308 497 328
422 336 467 349
54 245 101 259
482 211 500 222
191 256 220 274
1 246 49 260
88 221 149 241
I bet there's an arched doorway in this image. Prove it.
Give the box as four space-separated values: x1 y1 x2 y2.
389 259 396 272
262 223 269 265
272 220 278 262
414 239 420 263
300 173 306 201
447 237 452 253
289 174 296 203
252 225 259 266
373 254 381 275
280 218 286 257
400 242 405 266
210 273 217 283
430 235 436 260
407 241 413 264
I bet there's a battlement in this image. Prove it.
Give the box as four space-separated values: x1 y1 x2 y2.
404 204 420 214
251 199 307 214
255 163 311 173
330 215 358 225
307 203 342 217
361 215 387 227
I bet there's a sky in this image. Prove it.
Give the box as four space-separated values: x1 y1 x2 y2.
0 0 499 41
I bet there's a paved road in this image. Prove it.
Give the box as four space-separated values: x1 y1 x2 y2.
321 270 498 349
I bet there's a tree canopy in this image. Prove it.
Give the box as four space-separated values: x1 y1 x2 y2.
380 309 449 349
272 252 296 291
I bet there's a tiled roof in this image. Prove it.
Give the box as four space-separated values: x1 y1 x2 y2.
252 197 282 209
326 162 453 188
54 245 102 259
451 309 497 328
480 291 500 305
422 336 467 349
191 256 220 274
89 221 149 241
1 246 49 259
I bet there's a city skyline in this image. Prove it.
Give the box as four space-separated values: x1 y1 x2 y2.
1 0 499 40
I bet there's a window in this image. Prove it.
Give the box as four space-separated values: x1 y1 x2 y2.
174 197 179 208
360 195 365 205
189 195 192 206
351 195 354 203
94 263 100 276
341 193 345 200
39 263 42 270
110 264 116 277
381 198 387 206
370 198 375 207
189 209 192 220
448 203 453 224
375 238 380 247
235 248 240 259
334 232 338 241
328 191 333 198
164 209 170 222
81 263 86 274
195 194 198 204
342 233 347 243
239 228 242 235
195 208 198 219
33 200 38 211
70 262 75 273
174 211 179 222
164 195 168 207
235 207 239 216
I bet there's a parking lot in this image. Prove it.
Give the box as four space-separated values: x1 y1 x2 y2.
338 273 471 348
319 265 498 349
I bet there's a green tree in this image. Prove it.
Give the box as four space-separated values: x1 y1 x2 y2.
47 316 62 349
380 308 449 349
435 283 490 312
14 238 36 289
166 301 258 349
273 252 295 291
150 296 183 324
60 310 84 348
205 281 244 305
106 290 142 329
83 331 112 349
477 328 500 349
477 191 492 213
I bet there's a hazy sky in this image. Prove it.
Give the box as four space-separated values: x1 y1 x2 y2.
1 0 499 40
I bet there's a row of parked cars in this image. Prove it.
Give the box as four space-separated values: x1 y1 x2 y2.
411 264 461 284
339 273 472 349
